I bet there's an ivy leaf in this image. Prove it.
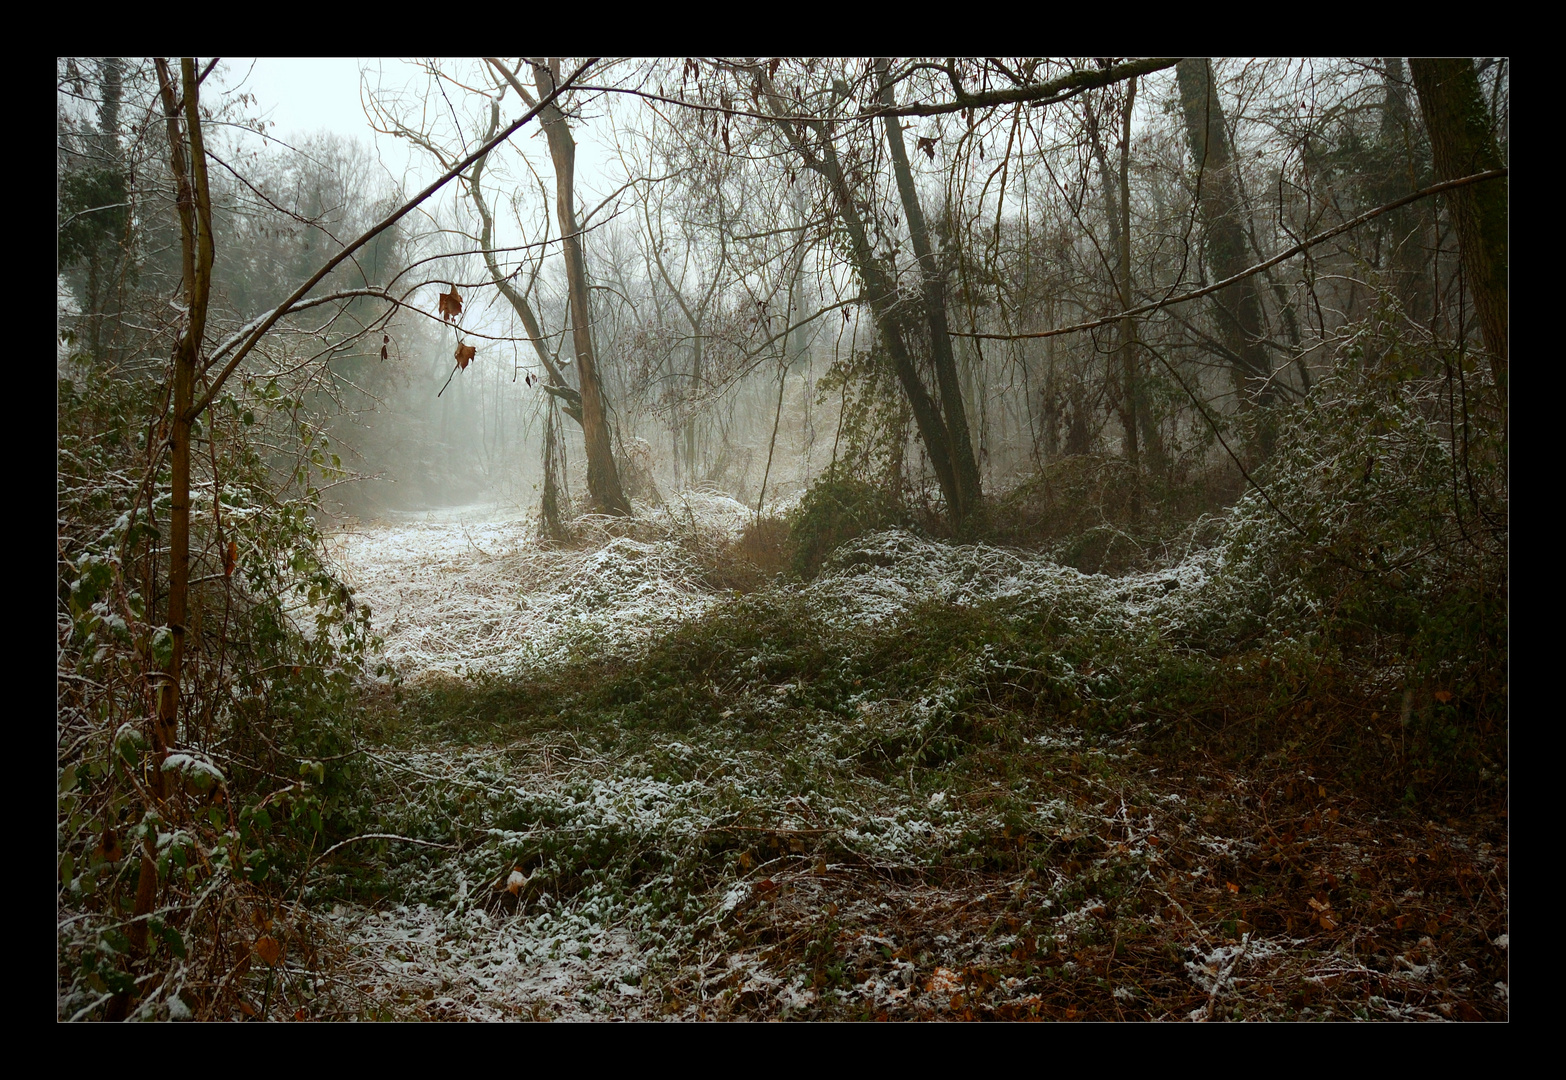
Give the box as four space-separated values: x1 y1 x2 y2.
150 626 175 669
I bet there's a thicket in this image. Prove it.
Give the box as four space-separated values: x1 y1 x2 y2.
736 314 1506 803
57 358 381 1021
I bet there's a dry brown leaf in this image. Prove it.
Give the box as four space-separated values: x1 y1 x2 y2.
255 935 281 966
454 342 476 370
438 286 463 322
224 540 238 577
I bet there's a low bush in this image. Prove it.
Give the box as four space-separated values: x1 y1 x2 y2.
787 470 907 580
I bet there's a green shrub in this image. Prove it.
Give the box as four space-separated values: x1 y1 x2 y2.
787 470 907 580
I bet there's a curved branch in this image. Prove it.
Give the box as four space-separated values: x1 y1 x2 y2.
187 58 600 423
955 168 1509 342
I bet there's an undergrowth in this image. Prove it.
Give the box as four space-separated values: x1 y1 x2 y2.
324 333 1503 1020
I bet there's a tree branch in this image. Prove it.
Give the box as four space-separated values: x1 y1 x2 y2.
955 168 1509 341
186 58 600 423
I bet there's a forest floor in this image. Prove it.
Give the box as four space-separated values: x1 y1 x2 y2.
311 501 1508 1022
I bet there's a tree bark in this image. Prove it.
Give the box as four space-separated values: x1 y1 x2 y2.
1175 60 1275 415
1409 58 1507 391
531 59 631 516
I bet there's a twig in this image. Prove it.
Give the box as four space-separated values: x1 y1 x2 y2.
313 833 457 868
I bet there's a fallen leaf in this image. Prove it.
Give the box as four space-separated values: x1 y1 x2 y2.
294 1007 309 1021
506 870 526 895
1434 690 1453 704
438 286 463 321
1226 881 1240 894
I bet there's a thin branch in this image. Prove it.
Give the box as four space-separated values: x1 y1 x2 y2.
187 58 600 423
956 168 1508 341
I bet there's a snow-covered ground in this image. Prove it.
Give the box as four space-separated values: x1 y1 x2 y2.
311 502 1504 1022
324 495 756 679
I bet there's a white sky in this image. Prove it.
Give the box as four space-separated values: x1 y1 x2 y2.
216 58 420 189
213 58 625 204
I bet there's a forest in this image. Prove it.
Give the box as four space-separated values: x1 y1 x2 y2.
56 57 1507 1021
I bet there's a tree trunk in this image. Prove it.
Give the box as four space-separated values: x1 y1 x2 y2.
1379 58 1434 327
752 67 967 526
876 60 983 530
1086 85 1161 486
1175 60 1275 417
121 57 214 995
1409 58 1507 392
531 59 630 516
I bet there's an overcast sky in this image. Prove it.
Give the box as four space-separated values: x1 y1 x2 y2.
216 58 422 188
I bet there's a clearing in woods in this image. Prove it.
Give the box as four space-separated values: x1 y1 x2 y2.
306 498 1507 1021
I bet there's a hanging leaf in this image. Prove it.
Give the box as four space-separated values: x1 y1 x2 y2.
438 287 463 322
768 57 781 80
917 136 937 160
454 342 477 370
255 935 280 967
224 540 238 577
